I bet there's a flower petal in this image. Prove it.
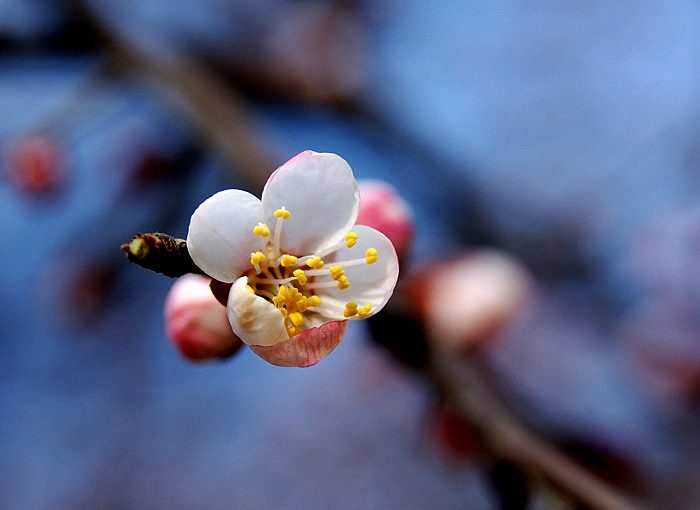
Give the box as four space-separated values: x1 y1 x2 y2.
227 276 288 346
261 151 360 255
249 320 348 367
312 224 399 319
187 189 264 282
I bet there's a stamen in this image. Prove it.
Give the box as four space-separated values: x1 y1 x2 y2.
272 207 290 253
306 256 325 269
337 276 350 290
250 251 266 273
295 297 308 312
289 312 304 327
357 303 372 318
366 248 378 264
344 302 358 318
280 254 298 267
345 231 359 248
249 275 296 286
307 295 322 307
253 223 270 237
287 326 298 336
246 285 255 294
293 269 307 285
274 207 291 219
329 265 344 280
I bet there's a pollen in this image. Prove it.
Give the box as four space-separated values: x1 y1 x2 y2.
307 295 322 307
295 297 308 312
250 251 266 265
329 265 344 280
366 248 378 264
246 285 255 294
274 207 291 219
337 275 350 290
289 312 304 327
293 269 307 285
253 223 270 237
287 326 298 336
357 303 372 318
344 302 358 318
281 254 298 267
306 256 325 269
345 231 359 248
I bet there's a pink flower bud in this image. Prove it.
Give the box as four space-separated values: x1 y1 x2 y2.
356 180 414 261
409 250 532 353
5 134 65 194
163 274 243 361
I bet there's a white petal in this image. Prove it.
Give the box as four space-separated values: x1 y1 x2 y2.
187 189 264 282
261 151 360 255
227 277 288 346
311 225 399 319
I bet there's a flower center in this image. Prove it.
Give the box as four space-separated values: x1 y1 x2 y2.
245 207 378 337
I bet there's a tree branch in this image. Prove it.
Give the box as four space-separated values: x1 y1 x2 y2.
121 232 204 277
428 351 649 510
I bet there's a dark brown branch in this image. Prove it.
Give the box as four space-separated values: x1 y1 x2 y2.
121 232 204 278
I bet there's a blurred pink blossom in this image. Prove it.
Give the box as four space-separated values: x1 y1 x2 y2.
409 250 532 353
356 179 414 261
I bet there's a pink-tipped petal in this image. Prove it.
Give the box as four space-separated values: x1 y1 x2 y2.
261 151 360 256
249 320 348 367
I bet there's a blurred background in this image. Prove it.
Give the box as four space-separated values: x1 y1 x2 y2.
2 0 700 508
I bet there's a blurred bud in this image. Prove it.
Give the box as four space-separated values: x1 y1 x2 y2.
356 179 414 262
163 274 243 361
424 403 478 459
5 134 65 194
409 250 532 353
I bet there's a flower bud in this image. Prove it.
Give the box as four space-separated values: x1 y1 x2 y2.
5 134 65 194
410 250 532 353
163 274 243 361
356 180 414 261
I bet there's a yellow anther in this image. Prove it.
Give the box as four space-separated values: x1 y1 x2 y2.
296 298 308 313
287 326 298 336
246 285 255 294
344 302 358 318
281 254 298 267
278 308 288 318
345 231 359 248
250 251 266 265
272 295 286 306
366 247 378 264
289 312 304 327
357 303 373 318
307 295 322 307
293 269 307 285
274 208 291 219
253 223 270 237
337 275 350 290
329 265 344 280
306 256 325 269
